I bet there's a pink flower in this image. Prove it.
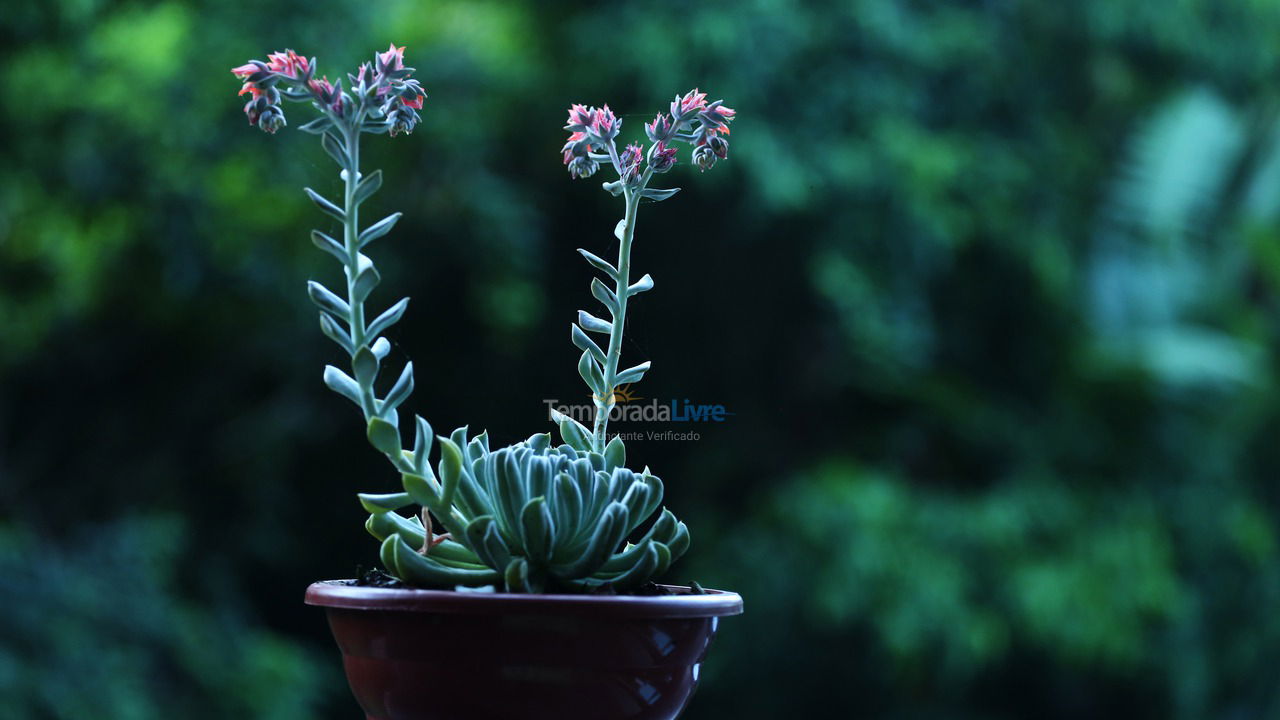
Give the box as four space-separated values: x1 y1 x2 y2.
266 51 298 78
309 76 335 100
591 104 619 140
672 88 707 118
700 100 736 131
565 103 594 130
378 44 406 72
307 75 345 115
230 62 260 79
645 112 674 142
562 131 594 163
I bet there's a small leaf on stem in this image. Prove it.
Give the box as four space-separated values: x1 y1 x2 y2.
577 310 612 334
304 187 345 221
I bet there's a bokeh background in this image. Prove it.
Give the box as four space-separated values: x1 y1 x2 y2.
4 0 1280 717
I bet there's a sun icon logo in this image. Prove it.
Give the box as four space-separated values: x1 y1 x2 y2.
593 384 643 405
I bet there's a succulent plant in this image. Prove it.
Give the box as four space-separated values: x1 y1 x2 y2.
231 48 731 592
362 426 689 592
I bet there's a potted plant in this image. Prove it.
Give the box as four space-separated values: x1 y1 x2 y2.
231 45 743 720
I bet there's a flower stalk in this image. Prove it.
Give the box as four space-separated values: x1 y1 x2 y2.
560 91 736 453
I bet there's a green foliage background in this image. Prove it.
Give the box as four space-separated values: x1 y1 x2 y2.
4 0 1280 717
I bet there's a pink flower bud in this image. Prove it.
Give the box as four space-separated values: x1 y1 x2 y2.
706 132 729 159
693 144 716 172
649 141 677 173
567 155 599 179
621 143 643 183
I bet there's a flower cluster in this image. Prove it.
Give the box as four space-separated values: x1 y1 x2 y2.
231 50 313 133
560 88 735 181
359 44 426 137
230 44 426 136
561 103 622 179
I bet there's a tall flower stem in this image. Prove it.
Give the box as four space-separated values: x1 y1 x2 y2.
340 124 375 418
592 167 654 452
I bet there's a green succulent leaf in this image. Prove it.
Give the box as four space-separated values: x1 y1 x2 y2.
359 212 403 247
382 536 500 587
311 230 346 262
322 365 362 405
367 298 409 338
352 346 379 385
604 435 626 471
353 169 383 205
367 416 401 456
620 480 652 524
467 432 490 464
590 278 619 315
640 187 680 202
321 131 347 167
297 116 333 135
428 538 489 568
371 336 391 360
519 497 556 563
412 415 433 474
464 515 512 571
504 557 533 593
602 541 661 590
577 351 606 395
402 471 441 507
307 281 350 317
437 437 465 510
598 510 676 573
319 313 354 355
667 521 691 560
554 413 593 452
358 492 414 514
365 510 425 547
576 248 618 280
383 362 414 413
554 501 629 579
304 187 345 221
615 361 650 385
351 253 381 302
500 451 533 538
628 274 654 296
577 310 612 334
571 324 607 366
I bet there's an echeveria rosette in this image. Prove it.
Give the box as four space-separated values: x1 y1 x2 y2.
559 89 736 452
362 426 691 593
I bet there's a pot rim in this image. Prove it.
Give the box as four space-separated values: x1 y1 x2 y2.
305 580 743 618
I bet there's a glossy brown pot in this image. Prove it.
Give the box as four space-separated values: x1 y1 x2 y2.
305 581 743 720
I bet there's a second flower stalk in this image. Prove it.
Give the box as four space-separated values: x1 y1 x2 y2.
559 91 736 453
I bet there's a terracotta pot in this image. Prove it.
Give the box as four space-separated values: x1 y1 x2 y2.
305 581 743 720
